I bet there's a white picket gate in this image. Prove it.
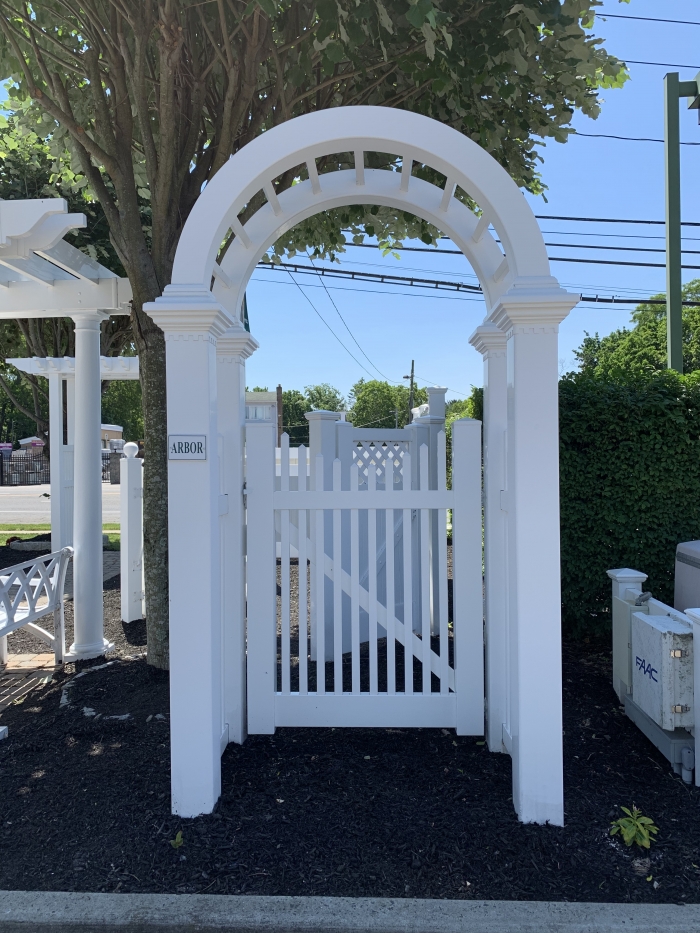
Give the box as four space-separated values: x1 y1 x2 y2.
245 418 484 734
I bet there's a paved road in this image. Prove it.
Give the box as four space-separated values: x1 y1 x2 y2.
0 484 121 523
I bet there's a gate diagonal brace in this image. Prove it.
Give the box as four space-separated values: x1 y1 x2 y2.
284 520 454 692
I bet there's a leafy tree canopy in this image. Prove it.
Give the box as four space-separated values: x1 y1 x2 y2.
350 378 427 428
305 383 346 411
574 280 700 377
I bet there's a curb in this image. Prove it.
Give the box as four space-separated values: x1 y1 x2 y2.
1 892 699 933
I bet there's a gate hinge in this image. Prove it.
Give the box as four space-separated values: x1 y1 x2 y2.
671 649 688 658
671 705 691 714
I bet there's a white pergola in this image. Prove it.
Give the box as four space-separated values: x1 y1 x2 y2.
7 355 139 553
144 106 579 825
0 199 132 660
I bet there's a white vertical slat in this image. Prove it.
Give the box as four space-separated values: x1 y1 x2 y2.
350 463 360 694
452 418 485 735
402 451 413 695
368 463 378 694
420 444 431 694
298 445 308 696
245 422 277 734
315 453 325 695
280 433 291 695
385 456 396 695
332 458 343 695
437 431 450 694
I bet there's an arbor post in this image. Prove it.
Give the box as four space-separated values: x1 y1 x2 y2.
469 322 509 753
145 289 232 817
489 286 578 826
216 325 259 746
69 311 111 660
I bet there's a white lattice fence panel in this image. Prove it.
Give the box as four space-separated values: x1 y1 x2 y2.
352 441 409 487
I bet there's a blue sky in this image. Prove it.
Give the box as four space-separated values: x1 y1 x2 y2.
3 2 699 403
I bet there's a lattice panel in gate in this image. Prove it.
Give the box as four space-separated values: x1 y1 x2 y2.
352 441 409 487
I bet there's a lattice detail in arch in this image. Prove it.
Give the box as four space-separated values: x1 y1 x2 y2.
352 441 409 486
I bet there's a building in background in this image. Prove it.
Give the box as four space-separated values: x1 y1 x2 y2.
101 424 123 449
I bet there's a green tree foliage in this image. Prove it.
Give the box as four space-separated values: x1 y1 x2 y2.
559 370 700 636
0 115 134 439
350 378 427 428
101 380 144 444
305 383 345 412
575 280 700 377
0 0 627 667
282 389 312 445
281 383 346 444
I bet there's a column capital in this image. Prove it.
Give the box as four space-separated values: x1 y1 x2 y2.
469 321 508 358
216 325 259 360
71 309 110 326
144 285 234 339
305 410 342 423
487 281 580 336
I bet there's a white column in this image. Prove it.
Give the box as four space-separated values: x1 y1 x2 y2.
452 417 485 735
120 443 145 623
469 323 508 753
69 312 110 659
217 326 259 746
144 289 232 818
489 286 578 826
48 371 63 553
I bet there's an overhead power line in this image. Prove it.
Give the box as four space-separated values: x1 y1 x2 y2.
258 261 700 308
535 214 700 227
573 132 700 145
349 242 700 264
599 13 700 27
624 60 700 69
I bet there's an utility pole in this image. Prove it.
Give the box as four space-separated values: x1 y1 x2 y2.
664 72 700 373
276 384 283 446
403 359 415 423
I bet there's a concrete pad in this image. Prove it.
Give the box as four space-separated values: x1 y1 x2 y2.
0 892 699 933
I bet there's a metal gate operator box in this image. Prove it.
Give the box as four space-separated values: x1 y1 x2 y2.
631 612 694 732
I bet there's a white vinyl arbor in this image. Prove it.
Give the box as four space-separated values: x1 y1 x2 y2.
0 199 132 659
145 106 579 825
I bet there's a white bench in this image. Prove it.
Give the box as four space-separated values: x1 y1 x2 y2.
0 548 73 667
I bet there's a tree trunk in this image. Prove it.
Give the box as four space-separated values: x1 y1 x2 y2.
132 300 169 670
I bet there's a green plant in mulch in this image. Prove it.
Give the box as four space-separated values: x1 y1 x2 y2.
610 806 659 849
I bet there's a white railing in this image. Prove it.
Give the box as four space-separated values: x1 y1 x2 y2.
0 548 73 666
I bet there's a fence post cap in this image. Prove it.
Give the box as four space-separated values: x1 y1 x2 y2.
123 442 139 459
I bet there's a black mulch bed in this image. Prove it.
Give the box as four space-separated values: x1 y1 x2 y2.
1 552 700 902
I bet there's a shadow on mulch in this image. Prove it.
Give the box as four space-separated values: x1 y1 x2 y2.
1 554 699 902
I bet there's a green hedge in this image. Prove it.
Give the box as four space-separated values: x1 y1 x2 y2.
560 370 700 636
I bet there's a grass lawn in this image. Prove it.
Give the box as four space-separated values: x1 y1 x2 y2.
0 523 121 549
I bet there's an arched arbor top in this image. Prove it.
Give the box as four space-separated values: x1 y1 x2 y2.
153 106 569 326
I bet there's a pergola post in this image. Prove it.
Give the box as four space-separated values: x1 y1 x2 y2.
69 311 110 659
46 368 74 552
145 289 232 817
489 288 577 826
216 325 259 746
469 322 508 754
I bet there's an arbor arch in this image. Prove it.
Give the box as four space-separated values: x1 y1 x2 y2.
146 106 578 828
164 106 557 319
